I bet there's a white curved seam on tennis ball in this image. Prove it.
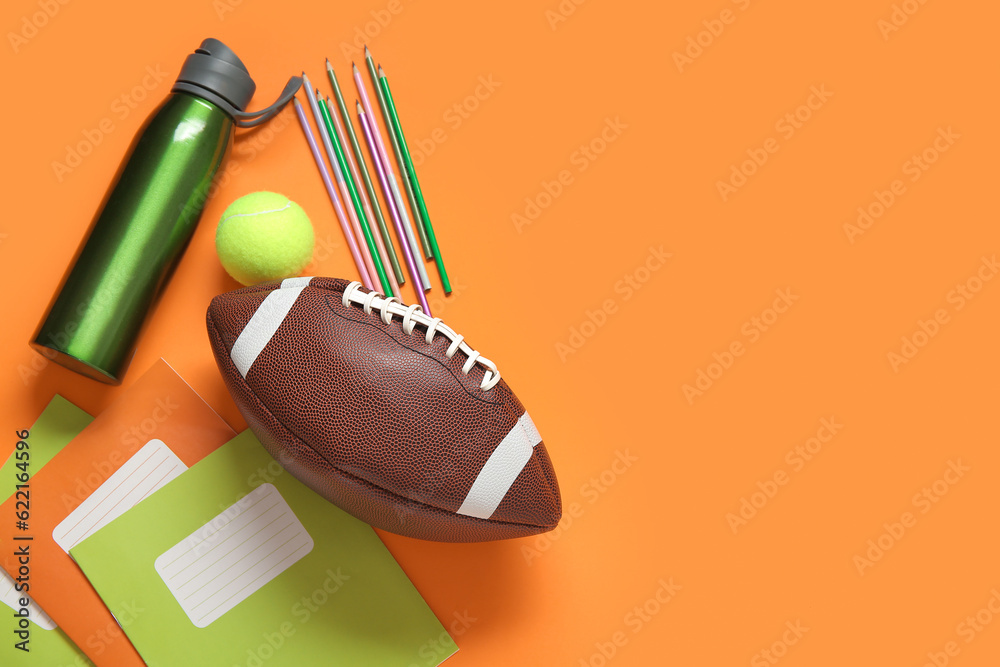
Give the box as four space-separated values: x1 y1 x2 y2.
218 200 293 226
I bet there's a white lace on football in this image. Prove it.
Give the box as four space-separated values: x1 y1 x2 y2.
341 281 501 390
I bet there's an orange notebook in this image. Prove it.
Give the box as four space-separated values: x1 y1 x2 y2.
0 360 235 667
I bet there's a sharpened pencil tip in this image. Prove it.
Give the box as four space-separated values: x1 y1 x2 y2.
356 100 363 113
378 65 385 76
352 62 360 75
325 58 332 68
365 45 372 59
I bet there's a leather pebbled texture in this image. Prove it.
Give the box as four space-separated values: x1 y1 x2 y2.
206 277 562 542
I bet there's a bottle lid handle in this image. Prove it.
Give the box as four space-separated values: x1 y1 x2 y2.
228 76 302 128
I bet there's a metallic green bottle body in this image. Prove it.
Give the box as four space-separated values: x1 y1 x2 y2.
31 92 233 384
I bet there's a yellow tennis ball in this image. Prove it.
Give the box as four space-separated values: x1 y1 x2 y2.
215 192 315 286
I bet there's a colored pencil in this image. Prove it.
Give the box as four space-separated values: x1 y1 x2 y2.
353 62 432 292
365 46 432 260
302 74 379 290
377 64 452 294
358 101 431 314
317 93 393 296
292 98 372 289
326 59 404 286
324 95 399 298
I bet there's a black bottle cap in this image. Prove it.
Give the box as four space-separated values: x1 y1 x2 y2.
173 38 257 113
172 38 301 127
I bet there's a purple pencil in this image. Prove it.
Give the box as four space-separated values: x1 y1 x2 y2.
357 101 431 315
293 98 373 289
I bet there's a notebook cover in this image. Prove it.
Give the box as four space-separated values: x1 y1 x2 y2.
70 429 458 667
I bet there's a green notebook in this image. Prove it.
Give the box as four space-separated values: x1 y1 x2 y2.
70 430 458 666
0 395 94 666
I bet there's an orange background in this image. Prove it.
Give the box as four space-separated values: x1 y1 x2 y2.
2 0 999 665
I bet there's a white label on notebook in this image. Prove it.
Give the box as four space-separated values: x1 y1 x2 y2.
154 483 314 628
0 569 56 631
53 439 187 554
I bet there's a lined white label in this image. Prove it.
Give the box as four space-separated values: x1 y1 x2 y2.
154 484 314 628
53 439 187 554
0 570 56 630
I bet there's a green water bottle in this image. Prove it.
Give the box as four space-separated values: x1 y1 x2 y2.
31 38 300 384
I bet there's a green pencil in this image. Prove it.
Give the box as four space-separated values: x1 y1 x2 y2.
377 64 451 294
326 59 404 286
317 94 393 296
365 46 432 260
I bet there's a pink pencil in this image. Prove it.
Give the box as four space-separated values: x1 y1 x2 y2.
358 101 431 315
353 62 431 292
293 98 373 289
